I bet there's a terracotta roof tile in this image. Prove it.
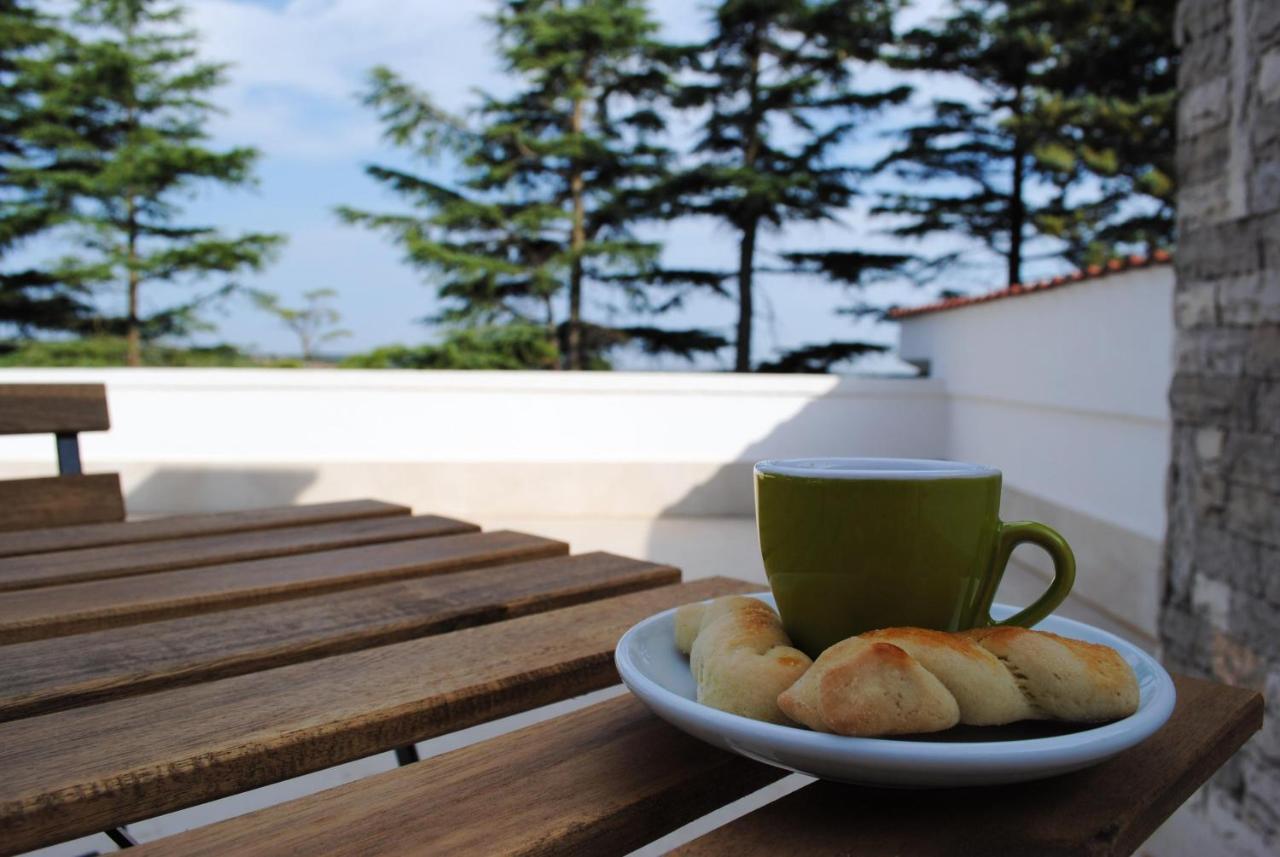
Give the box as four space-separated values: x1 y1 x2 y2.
887 250 1173 320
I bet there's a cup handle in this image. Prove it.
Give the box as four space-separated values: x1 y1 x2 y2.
988 521 1076 628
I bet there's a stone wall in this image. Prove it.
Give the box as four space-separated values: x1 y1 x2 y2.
1164 0 1280 853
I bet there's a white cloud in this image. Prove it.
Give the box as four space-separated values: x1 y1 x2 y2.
190 0 506 160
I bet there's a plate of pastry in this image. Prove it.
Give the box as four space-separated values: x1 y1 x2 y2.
614 593 1176 787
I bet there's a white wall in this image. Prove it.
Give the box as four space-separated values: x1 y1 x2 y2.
899 264 1176 637
0 368 947 518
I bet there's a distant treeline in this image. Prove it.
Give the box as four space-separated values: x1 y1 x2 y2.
1 0 1173 371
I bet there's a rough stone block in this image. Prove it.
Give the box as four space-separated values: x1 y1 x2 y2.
1194 574 1234 629
1249 160 1280 216
1261 211 1280 269
1177 280 1221 329
1193 524 1263 594
1245 324 1280 378
1196 426 1226 460
1225 481 1280 546
1219 270 1280 325
1177 0 1230 42
1263 544 1280 604
1257 380 1280 432
1180 124 1233 188
1179 221 1265 280
1234 592 1280 661
1170 374 1259 427
1224 431 1280 487
1182 76 1231 138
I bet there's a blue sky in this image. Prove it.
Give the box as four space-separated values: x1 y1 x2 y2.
40 0 1078 368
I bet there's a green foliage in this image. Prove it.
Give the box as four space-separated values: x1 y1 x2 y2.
877 0 1175 285
0 0 98 334
0 335 297 367
340 325 559 370
756 340 887 373
19 0 285 364
250 288 350 361
339 0 725 371
662 0 909 371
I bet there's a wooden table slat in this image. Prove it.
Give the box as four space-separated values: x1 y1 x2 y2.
0 513 476 592
0 529 566 644
0 474 125 533
0 499 410 558
132 694 786 857
673 675 1263 857
0 577 760 855
0 552 679 721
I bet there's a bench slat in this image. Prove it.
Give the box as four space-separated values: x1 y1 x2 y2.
0 474 125 533
0 529 566 644
0 577 758 855
672 675 1263 857
0 384 110 435
133 695 786 857
0 552 678 721
0 499 410 558
0 513 476 591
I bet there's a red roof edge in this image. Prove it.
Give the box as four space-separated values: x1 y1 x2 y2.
887 250 1173 320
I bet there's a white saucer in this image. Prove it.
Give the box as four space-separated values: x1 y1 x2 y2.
614 594 1176 787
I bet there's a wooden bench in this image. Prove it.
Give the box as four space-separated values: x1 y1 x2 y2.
0 383 123 531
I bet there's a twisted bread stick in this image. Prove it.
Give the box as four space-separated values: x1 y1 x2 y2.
675 596 812 724
778 625 1139 736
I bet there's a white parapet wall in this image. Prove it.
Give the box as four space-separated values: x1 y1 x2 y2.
0 368 948 519
899 263 1176 640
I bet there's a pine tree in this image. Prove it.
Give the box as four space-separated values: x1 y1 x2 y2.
340 0 725 371
0 0 95 334
877 0 1175 286
663 0 909 372
47 0 283 366
1030 0 1175 264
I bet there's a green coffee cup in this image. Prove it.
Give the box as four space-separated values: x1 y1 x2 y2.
755 457 1075 657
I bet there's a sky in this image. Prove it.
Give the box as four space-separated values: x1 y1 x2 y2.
30 0 1078 369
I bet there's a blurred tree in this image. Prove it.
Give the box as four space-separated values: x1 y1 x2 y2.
0 336 296 367
661 0 910 372
340 0 725 371
0 0 96 334
250 288 350 362
38 0 283 366
877 0 1175 286
339 325 559 370
1029 0 1175 265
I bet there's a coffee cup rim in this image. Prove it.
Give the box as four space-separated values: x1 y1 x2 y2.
754 457 1000 480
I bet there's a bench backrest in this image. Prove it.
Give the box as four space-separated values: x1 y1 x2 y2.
0 384 125 531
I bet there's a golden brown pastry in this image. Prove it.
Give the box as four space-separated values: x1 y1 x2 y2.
778 636 960 736
961 626 1140 723
674 596 812 725
775 625 1140 737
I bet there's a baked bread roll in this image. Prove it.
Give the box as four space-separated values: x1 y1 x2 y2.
962 626 1139 723
777 624 1139 737
675 596 812 724
778 636 960 736
861 628 1038 725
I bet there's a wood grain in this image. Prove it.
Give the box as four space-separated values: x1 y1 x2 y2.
0 499 410 558
0 513 477 591
674 675 1264 857
0 384 110 435
0 577 760 855
0 474 125 533
132 694 786 857
0 552 679 721
0 529 566 644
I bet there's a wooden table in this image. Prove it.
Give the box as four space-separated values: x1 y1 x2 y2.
0 501 1263 856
